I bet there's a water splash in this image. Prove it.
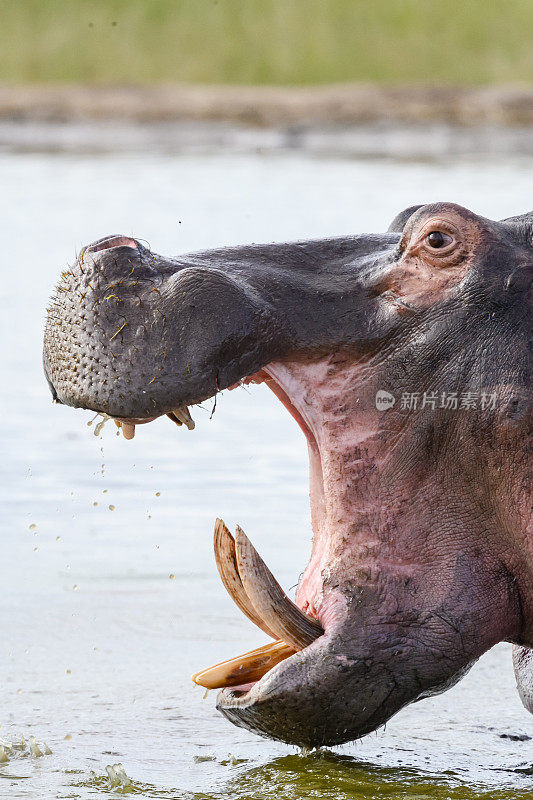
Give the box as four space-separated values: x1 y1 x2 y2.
105 763 132 790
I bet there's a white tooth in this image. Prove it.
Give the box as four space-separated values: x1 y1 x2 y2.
122 423 135 440
234 526 324 651
173 406 195 430
192 639 294 689
213 518 279 640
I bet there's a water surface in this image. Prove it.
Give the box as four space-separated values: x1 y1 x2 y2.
1 143 532 798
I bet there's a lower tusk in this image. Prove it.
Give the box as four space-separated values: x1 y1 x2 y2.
122 423 135 440
191 639 294 689
172 406 195 430
213 519 279 640
235 526 324 651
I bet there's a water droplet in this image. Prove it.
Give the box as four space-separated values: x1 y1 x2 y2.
56 536 61 541
94 417 108 436
66 669 71 675
29 523 37 531
109 504 115 511
93 501 98 506
73 585 78 591
155 492 161 497
169 573 175 580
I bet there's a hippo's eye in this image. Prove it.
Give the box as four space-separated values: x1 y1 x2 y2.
426 230 453 249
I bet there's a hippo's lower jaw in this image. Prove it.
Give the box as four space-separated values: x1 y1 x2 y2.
184 363 520 748
106 361 512 748
216 632 475 749
43 203 532 746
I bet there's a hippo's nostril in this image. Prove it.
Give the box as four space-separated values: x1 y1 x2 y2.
86 235 139 254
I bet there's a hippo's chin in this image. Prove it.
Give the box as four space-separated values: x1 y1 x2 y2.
214 593 476 748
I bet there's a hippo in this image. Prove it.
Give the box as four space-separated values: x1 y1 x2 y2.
43 202 532 748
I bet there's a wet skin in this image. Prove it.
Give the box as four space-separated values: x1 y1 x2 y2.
43 203 532 747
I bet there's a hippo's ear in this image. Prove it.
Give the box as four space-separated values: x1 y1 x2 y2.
500 211 533 227
387 205 424 233
500 211 533 248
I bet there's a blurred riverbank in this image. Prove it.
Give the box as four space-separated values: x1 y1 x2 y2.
3 83 533 160
3 83 533 127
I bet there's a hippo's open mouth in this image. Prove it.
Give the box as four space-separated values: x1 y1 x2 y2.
114 365 333 700
43 205 532 747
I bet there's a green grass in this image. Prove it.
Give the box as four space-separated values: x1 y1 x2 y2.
1 0 533 85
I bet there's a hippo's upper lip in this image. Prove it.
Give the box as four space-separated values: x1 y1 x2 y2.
113 415 158 425
111 406 196 437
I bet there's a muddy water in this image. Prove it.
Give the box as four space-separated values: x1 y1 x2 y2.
1 142 532 798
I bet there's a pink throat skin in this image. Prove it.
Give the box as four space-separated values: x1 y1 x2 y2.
262 355 532 647
263 355 393 626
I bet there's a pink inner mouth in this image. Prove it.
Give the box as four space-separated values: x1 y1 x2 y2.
114 355 387 696
253 367 327 617
116 356 383 628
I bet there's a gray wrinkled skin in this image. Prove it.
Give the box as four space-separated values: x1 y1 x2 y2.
43 205 532 747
